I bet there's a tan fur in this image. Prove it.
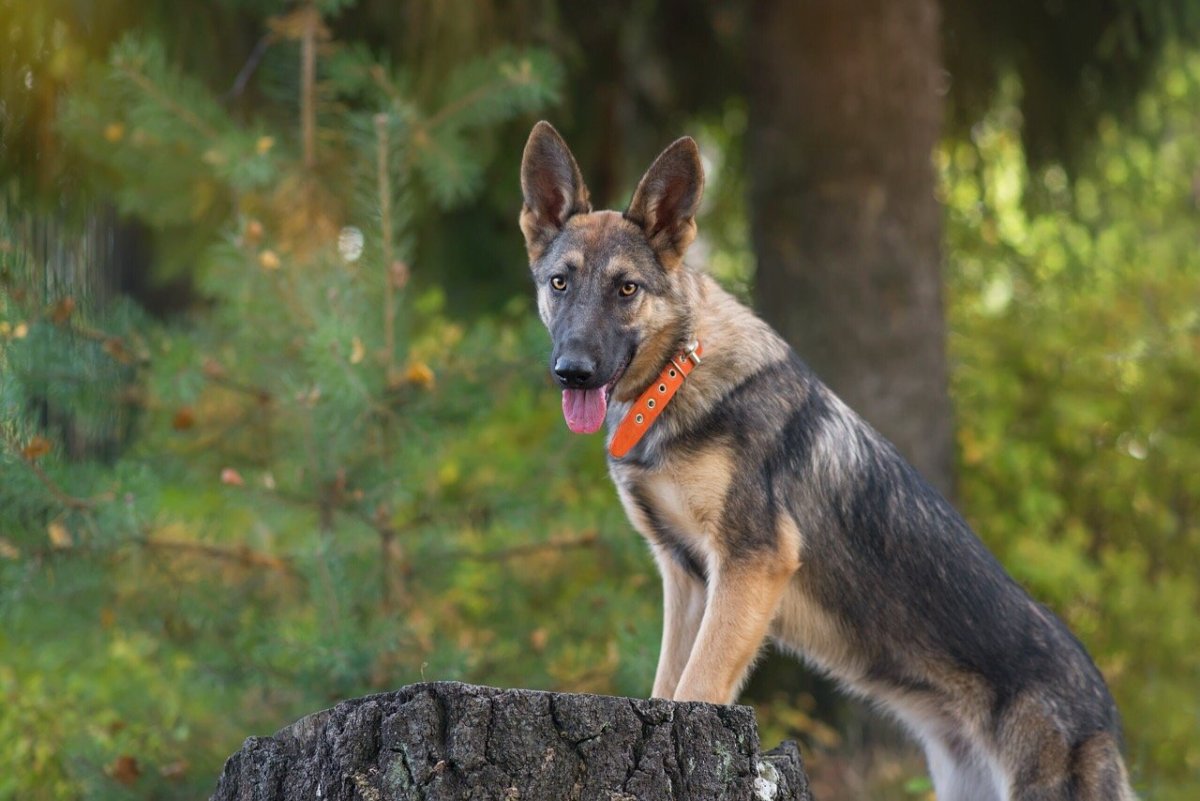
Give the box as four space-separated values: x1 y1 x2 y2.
672 515 801 704
616 441 804 705
648 545 705 699
770 577 866 687
641 446 734 547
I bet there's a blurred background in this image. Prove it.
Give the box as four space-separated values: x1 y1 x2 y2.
2 1 1199 798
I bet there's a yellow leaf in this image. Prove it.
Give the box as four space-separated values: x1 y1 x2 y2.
437 461 459 486
259 250 281 270
256 136 275 155
104 122 125 143
349 336 365 365
48 520 72 549
406 361 435 389
0 538 19 560
13 321 28 339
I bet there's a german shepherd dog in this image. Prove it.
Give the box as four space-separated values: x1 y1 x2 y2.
518 121 1134 801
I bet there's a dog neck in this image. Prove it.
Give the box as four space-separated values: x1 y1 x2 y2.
608 340 704 458
606 272 794 462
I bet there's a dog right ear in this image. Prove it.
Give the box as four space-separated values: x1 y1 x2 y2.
520 122 591 263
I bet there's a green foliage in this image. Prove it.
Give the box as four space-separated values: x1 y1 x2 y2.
3 5 1200 801
0 5 631 799
943 48 1200 800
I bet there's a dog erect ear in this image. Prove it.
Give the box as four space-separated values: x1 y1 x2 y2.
520 121 591 262
625 137 705 269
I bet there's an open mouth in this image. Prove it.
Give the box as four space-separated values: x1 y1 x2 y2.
561 351 633 435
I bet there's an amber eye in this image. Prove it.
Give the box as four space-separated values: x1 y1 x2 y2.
619 281 639 297
550 275 567 291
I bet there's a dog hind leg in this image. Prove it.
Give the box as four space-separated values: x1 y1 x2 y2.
923 735 1006 801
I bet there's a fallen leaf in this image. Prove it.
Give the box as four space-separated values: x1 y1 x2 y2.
13 321 28 339
47 520 72 549
103 337 134 364
256 136 274 155
107 755 140 786
529 628 548 653
22 435 52 460
159 759 189 780
390 260 410 290
220 468 245 487
172 407 196 431
49 296 76 324
104 122 125 143
349 336 365 365
244 219 264 245
0 537 19 560
202 357 226 379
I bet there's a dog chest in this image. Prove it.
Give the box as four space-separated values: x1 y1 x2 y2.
613 447 736 569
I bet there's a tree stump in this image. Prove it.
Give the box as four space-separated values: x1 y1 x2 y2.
211 681 812 801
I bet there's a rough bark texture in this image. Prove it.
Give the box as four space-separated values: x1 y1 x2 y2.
748 0 954 498
210 681 812 801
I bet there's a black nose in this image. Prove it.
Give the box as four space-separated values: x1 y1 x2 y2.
554 356 595 388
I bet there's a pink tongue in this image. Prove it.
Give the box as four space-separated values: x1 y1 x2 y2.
562 388 607 434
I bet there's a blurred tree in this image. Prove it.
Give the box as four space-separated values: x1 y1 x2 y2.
747 0 953 496
943 0 1200 169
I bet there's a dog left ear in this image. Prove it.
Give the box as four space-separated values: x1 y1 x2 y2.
625 137 705 269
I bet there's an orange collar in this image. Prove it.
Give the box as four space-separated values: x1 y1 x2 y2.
609 341 703 459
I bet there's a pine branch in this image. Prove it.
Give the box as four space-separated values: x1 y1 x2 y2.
115 62 220 140
138 534 297 575
438 532 601 562
2 430 99 511
422 62 536 133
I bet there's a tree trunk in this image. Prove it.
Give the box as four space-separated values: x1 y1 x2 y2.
747 0 953 498
210 682 812 801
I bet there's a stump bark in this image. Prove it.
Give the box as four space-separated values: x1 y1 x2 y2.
211 681 812 801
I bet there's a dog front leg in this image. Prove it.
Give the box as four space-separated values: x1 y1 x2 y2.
651 548 706 699
672 556 795 705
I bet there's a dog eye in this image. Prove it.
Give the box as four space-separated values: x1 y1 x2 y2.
550 275 567 291
619 281 638 297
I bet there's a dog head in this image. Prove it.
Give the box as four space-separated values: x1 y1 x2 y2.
519 121 705 434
